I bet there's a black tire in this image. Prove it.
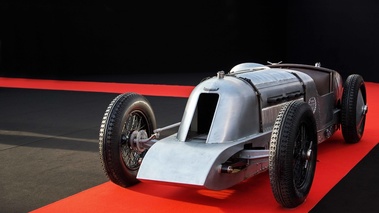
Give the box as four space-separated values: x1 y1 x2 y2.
99 93 156 187
269 100 318 208
341 74 367 144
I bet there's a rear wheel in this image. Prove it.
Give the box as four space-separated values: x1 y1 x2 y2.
99 93 156 187
341 74 367 143
269 100 318 208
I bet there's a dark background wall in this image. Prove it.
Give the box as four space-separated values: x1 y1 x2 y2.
286 0 379 82
0 0 378 82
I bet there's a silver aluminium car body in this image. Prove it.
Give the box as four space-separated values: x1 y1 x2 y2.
136 63 344 190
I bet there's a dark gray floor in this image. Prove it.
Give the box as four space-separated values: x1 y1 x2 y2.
0 88 187 213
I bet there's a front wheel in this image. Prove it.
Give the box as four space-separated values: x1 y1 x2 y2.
269 100 318 208
99 93 156 187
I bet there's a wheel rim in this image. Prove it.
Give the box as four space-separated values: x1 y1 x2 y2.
120 110 149 171
356 88 367 137
293 123 313 189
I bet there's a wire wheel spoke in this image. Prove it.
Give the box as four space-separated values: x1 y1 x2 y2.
121 111 147 170
121 146 140 170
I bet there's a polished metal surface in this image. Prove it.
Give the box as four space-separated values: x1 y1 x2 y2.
229 62 269 73
137 62 345 190
177 75 260 143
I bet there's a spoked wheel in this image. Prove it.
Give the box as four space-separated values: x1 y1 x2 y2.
341 74 368 143
99 93 156 187
269 100 318 208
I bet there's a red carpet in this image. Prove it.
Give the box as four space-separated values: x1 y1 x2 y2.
0 77 194 98
1 78 376 213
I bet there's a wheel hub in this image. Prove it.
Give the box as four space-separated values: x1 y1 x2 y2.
302 141 313 168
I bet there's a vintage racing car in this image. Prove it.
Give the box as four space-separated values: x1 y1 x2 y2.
98 62 368 208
